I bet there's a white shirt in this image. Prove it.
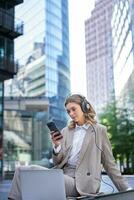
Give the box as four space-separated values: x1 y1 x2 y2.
53 124 90 166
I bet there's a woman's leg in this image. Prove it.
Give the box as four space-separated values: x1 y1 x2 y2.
8 165 79 199
64 174 79 197
8 165 48 200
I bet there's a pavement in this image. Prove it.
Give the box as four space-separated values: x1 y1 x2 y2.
0 180 11 200
0 175 134 200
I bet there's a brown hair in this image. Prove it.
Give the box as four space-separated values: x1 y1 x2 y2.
65 94 97 129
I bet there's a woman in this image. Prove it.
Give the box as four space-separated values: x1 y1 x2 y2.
8 94 131 199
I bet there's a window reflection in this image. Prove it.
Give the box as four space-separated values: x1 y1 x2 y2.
4 0 70 173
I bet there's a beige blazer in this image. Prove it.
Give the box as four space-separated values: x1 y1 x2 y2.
53 123 129 195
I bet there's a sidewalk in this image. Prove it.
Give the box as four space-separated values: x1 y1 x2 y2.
0 180 11 200
0 175 134 200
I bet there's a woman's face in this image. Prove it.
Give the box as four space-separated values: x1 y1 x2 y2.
66 102 85 125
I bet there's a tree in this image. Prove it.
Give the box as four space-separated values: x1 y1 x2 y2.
99 102 118 157
99 102 134 174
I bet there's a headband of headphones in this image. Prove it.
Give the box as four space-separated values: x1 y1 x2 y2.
77 95 90 113
65 94 91 113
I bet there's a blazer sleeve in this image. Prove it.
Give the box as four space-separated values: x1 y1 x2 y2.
52 128 67 166
101 126 130 191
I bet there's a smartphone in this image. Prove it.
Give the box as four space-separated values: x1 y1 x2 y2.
47 122 63 138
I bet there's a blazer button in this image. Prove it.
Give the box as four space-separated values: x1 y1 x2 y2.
87 172 90 176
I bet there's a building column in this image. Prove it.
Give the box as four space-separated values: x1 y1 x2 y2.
0 82 4 179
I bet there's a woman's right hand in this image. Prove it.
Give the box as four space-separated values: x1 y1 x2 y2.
51 131 63 147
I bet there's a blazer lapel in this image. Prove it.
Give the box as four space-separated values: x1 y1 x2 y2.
57 129 74 168
76 126 94 168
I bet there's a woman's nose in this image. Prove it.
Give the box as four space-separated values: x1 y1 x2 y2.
69 110 74 116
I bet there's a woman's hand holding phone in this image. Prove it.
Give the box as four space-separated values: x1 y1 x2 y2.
51 131 63 147
47 122 63 147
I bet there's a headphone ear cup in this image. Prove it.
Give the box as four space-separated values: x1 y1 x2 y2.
81 99 90 113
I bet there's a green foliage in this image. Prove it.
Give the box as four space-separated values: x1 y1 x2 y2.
99 102 117 145
99 102 134 173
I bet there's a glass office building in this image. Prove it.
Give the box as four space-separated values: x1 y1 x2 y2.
5 0 70 128
111 0 134 105
0 0 23 178
4 0 70 173
85 0 115 114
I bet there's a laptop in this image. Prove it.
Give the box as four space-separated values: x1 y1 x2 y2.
20 168 66 200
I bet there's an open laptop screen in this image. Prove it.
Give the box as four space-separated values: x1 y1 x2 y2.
20 168 66 200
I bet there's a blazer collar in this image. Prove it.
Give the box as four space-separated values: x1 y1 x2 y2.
75 123 90 130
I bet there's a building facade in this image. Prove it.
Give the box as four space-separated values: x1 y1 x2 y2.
112 0 134 108
5 0 70 129
85 0 115 113
3 0 70 173
4 97 53 171
0 0 23 178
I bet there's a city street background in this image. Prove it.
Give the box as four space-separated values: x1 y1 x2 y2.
1 0 134 199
